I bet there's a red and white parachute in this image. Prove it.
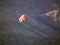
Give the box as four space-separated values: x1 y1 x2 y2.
19 14 28 23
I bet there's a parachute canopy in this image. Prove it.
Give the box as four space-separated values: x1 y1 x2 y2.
19 14 28 23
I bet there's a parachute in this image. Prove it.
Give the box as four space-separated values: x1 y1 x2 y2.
19 14 28 23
